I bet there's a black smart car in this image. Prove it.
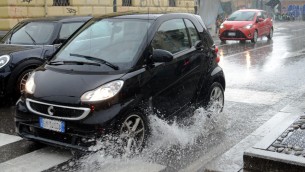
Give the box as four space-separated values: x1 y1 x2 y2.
0 16 91 98
15 13 225 152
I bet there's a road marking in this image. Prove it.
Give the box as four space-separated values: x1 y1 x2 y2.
0 133 22 147
225 88 285 105
0 147 72 172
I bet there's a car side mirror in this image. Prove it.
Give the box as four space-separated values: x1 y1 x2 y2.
256 18 264 23
194 40 204 50
150 49 173 63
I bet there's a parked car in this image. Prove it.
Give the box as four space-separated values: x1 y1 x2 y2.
15 13 225 152
219 9 273 43
0 16 91 98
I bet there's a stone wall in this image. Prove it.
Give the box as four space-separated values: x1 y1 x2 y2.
0 0 195 31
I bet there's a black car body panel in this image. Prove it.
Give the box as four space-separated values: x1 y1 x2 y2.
0 16 91 97
15 13 225 151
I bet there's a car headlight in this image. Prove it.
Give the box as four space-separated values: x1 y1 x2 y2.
25 72 36 94
220 24 224 29
243 24 253 29
81 80 124 102
0 55 10 69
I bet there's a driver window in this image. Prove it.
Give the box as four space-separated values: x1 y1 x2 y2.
152 19 190 54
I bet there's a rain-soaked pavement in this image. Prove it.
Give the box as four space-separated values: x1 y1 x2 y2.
1 21 305 171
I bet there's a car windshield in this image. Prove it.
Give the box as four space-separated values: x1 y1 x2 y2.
227 11 256 21
53 18 152 71
1 22 55 45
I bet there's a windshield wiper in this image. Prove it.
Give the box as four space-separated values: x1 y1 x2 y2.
48 60 101 66
24 30 37 45
70 53 119 70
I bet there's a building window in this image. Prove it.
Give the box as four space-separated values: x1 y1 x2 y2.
169 0 176 7
53 0 70 6
122 0 132 6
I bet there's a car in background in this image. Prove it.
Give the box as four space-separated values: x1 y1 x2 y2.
219 9 273 43
15 13 225 152
0 16 91 98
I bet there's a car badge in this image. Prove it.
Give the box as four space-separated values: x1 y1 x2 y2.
48 106 54 116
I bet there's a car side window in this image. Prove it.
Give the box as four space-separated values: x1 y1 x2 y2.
184 19 200 46
59 22 84 39
152 19 190 54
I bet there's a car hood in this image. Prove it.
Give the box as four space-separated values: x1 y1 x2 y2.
32 67 125 104
222 21 254 29
0 44 42 56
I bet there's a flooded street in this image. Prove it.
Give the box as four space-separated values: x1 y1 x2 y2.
1 21 305 171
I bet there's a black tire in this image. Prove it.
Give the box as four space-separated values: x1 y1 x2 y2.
117 111 149 153
251 30 258 43
239 40 246 44
220 39 226 44
206 82 224 114
267 28 273 40
16 68 34 95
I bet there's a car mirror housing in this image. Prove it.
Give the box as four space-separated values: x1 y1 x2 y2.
151 49 174 63
257 18 264 23
194 40 204 50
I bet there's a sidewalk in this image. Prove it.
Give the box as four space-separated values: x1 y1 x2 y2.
202 92 305 171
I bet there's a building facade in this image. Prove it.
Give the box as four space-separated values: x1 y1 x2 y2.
0 0 195 31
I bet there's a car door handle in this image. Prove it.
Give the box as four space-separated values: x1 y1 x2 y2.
184 59 190 66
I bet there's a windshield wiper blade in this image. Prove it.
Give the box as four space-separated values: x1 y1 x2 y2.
48 60 101 66
24 30 37 45
70 53 119 70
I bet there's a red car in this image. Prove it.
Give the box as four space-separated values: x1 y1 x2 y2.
219 9 273 43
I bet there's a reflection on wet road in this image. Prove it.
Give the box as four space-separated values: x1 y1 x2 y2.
1 21 305 172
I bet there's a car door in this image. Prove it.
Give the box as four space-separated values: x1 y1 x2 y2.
256 12 265 36
148 18 202 117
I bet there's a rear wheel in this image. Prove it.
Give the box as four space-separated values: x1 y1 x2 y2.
206 82 224 114
239 40 246 44
220 39 226 44
267 28 273 39
251 30 258 43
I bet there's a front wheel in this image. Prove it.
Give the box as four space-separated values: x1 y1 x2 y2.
206 82 224 114
119 112 149 154
16 69 34 95
251 30 258 43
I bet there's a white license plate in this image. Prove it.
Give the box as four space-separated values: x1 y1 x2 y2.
39 117 65 133
228 32 236 36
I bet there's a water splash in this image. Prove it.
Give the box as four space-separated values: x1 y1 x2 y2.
73 107 227 172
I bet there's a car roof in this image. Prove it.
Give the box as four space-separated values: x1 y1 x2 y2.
23 16 92 23
94 12 196 20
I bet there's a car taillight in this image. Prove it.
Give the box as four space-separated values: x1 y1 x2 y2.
215 46 219 54
216 56 220 63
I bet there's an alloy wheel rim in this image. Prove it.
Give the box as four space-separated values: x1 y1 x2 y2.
19 71 32 93
120 114 145 153
209 86 224 114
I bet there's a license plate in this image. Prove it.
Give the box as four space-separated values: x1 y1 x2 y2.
39 117 65 133
228 32 236 36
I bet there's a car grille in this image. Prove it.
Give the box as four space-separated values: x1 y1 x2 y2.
221 30 247 38
26 99 91 120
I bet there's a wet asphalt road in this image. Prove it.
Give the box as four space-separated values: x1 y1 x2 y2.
1 21 305 171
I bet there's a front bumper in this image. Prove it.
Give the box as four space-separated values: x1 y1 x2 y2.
15 98 123 151
219 28 254 40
